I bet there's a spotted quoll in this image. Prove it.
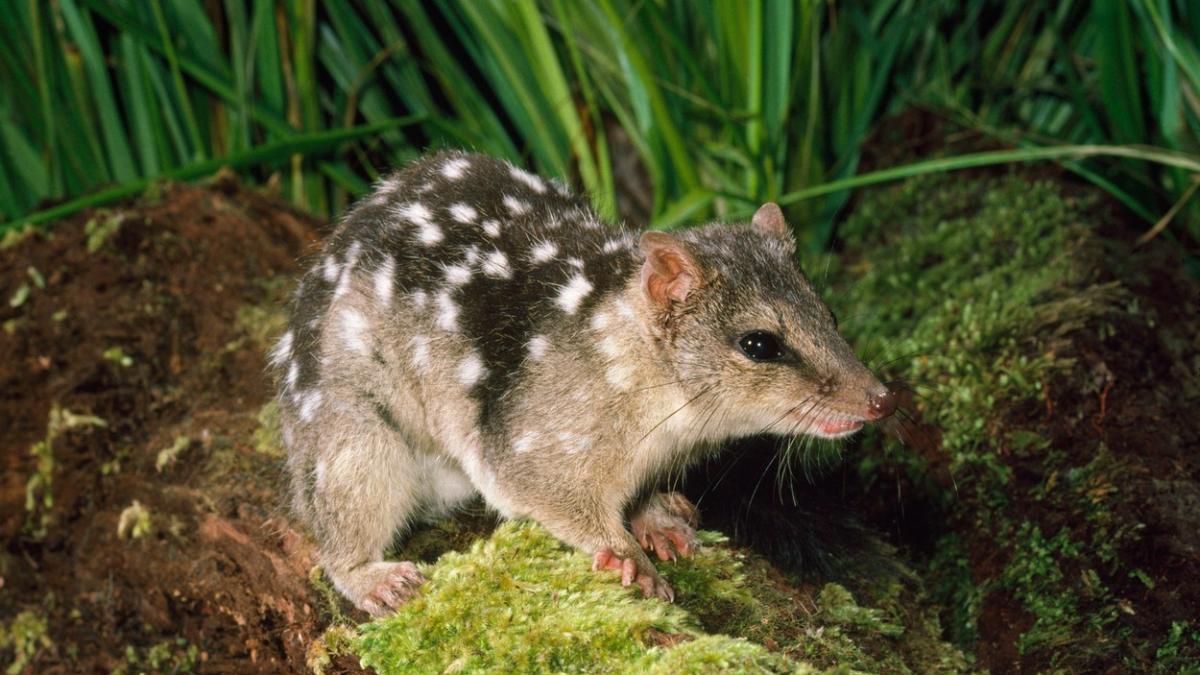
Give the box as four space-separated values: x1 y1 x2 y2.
270 151 896 616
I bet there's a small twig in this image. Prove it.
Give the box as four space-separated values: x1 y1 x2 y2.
1136 177 1200 246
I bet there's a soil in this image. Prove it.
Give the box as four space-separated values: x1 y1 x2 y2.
2 166 1198 673
0 177 334 673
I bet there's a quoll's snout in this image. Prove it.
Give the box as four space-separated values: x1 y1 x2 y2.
866 386 897 421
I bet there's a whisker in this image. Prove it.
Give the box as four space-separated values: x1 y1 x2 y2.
636 385 714 446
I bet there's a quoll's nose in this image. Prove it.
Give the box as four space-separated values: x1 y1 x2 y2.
866 387 897 421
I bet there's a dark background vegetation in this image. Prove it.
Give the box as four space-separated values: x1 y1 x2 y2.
2 1 1199 673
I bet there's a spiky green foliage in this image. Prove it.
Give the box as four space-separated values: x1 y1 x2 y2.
3 1 1197 247
903 1 1200 237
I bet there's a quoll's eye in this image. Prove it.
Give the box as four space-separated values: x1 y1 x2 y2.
737 331 786 362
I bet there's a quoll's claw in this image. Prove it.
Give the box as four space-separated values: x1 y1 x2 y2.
591 547 675 602
631 492 700 561
358 561 425 618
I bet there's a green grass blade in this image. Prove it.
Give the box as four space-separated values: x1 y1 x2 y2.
1093 1 1147 143
765 145 1200 216
118 34 160 176
58 0 137 181
149 0 206 158
5 116 426 233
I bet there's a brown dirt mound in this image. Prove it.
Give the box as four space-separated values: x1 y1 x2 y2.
0 178 332 672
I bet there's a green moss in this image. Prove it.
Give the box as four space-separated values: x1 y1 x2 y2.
112 638 199 675
83 211 124 253
252 401 285 458
24 405 107 539
631 635 799 674
116 500 153 540
0 611 53 675
346 522 807 674
154 435 192 473
817 584 903 638
1153 621 1200 674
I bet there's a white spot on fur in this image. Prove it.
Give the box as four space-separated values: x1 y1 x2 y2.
606 363 636 390
322 256 339 283
314 460 327 489
397 202 442 245
509 165 548 193
513 432 540 454
530 240 558 263
340 308 369 354
567 257 584 269
443 262 472 286
590 312 609 331
551 179 570 195
556 273 593 315
557 431 590 454
397 201 431 225
411 290 428 311
457 352 486 386
436 290 459 331
464 245 481 265
615 298 636 321
285 361 299 390
331 242 361 300
380 175 404 194
410 334 430 368
527 335 548 361
482 219 501 238
344 241 362 267
442 157 470 179
597 335 622 359
270 330 294 367
481 250 511 279
299 391 323 422
450 203 478 223
503 195 530 216
602 236 632 254
417 222 443 246
367 189 391 208
374 258 395 306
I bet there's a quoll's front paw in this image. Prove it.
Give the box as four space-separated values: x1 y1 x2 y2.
592 548 675 602
631 491 699 561
354 561 426 618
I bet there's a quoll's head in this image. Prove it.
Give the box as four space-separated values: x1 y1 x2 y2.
639 203 895 440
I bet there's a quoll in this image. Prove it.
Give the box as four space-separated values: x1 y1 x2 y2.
271 151 896 616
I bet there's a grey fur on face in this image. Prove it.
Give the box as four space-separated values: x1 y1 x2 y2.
270 151 894 615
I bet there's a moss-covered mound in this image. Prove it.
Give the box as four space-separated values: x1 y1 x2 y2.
324 521 964 674
829 175 1200 672
336 523 790 673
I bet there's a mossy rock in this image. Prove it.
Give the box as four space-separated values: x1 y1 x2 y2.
331 519 965 673
342 522 794 673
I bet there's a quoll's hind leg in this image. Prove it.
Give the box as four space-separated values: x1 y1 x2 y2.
306 419 428 617
630 492 700 561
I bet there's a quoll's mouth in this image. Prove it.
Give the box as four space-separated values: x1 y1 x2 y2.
790 407 867 439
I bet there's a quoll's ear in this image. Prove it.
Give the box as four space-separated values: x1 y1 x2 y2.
752 203 794 246
639 232 702 307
